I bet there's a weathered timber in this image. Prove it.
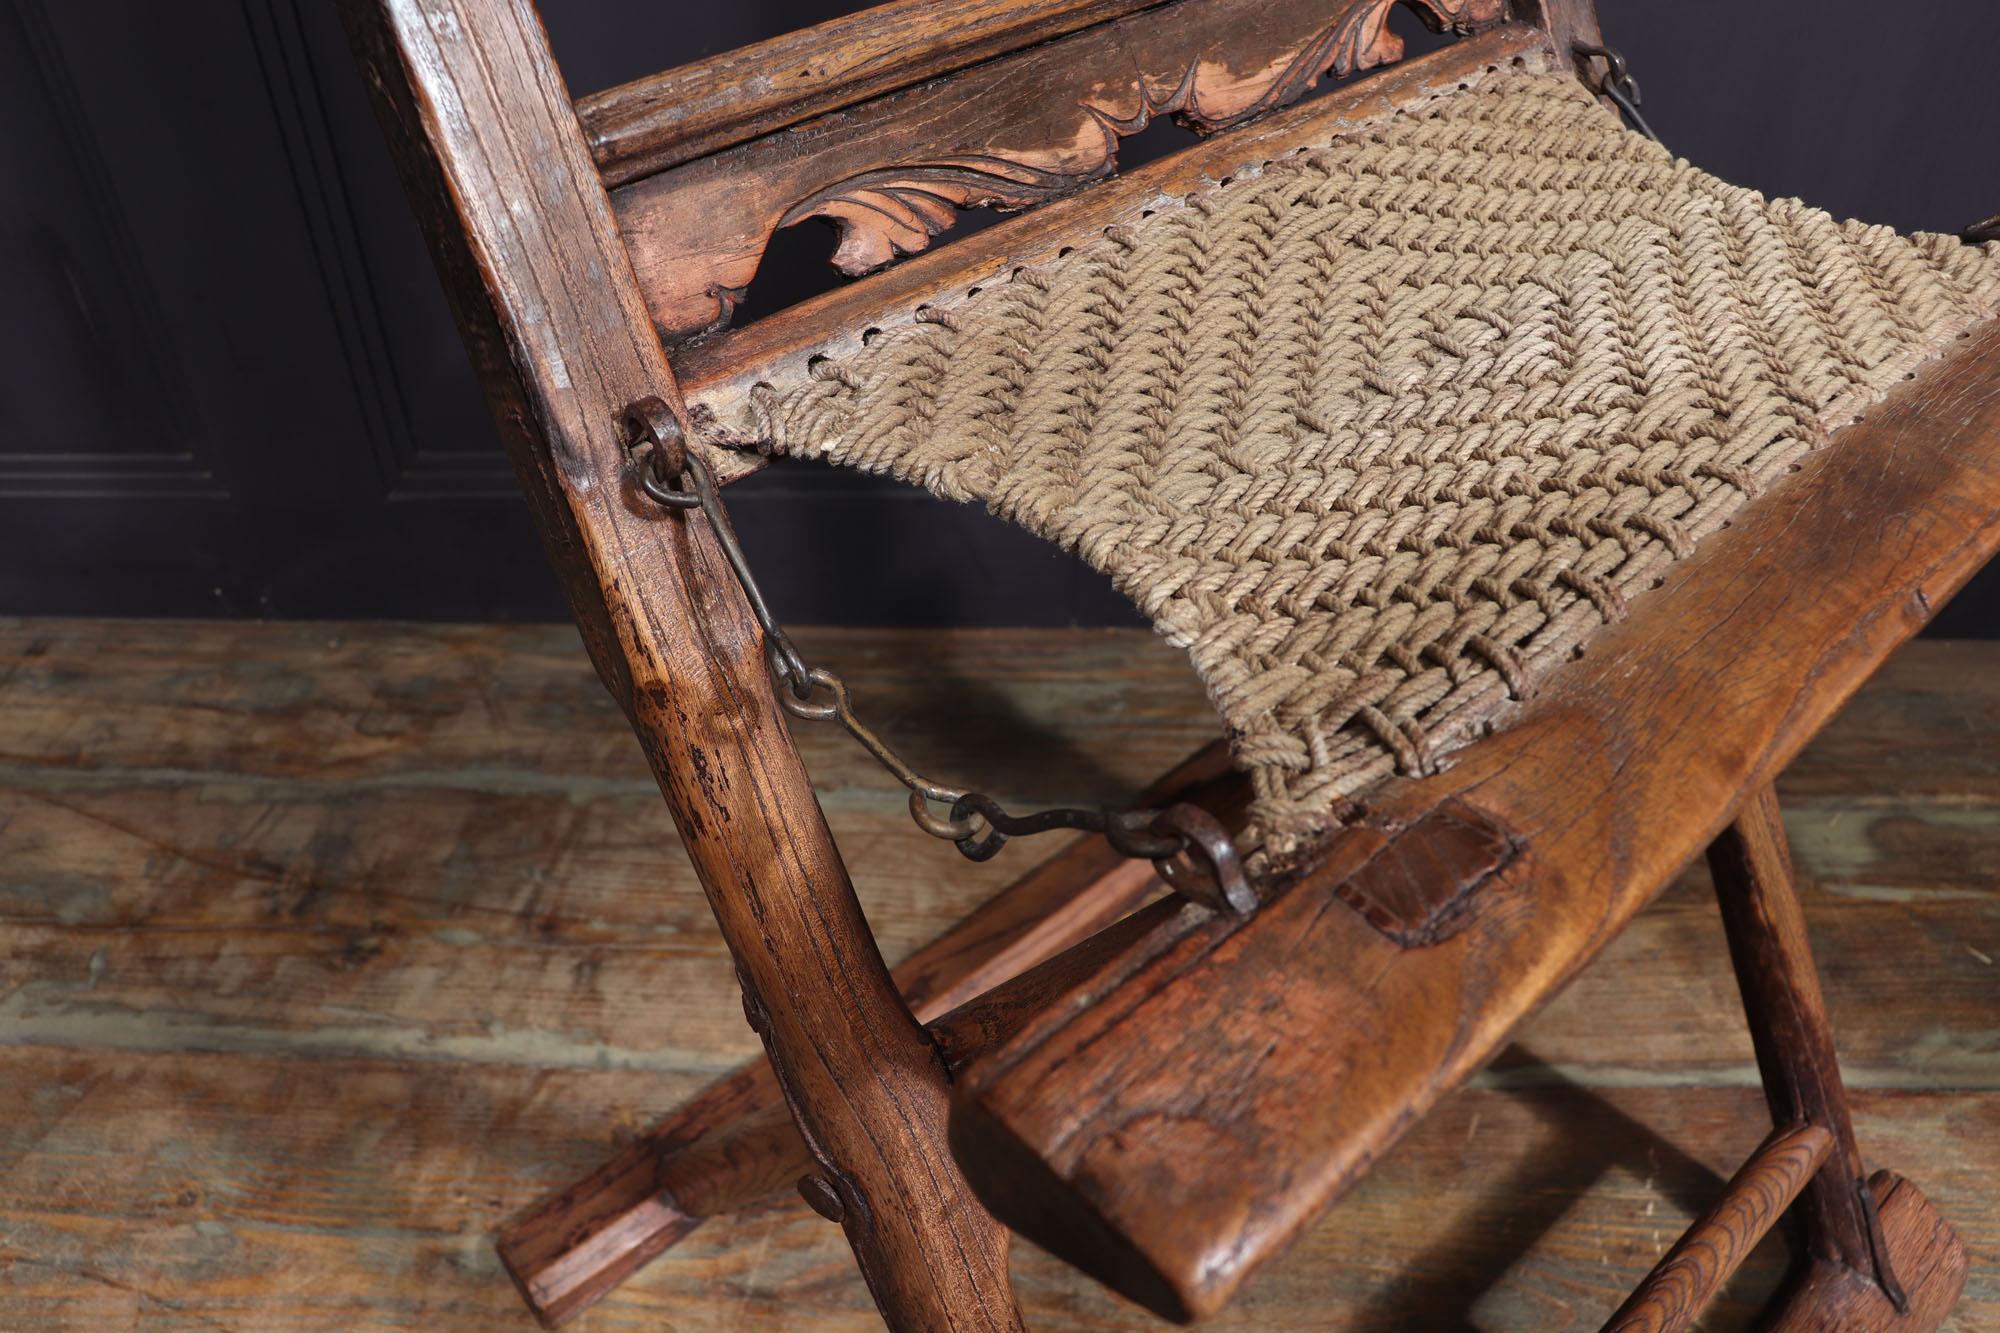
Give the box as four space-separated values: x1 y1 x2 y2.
1 624 1997 1328
1708 785 1886 1288
612 0 1509 340
1764 1174 1971 1333
676 25 1555 485
497 739 1237 1326
1514 0 1604 75
339 1 1019 1326
576 0 1175 185
1602 1123 1833 1333
949 317 2000 1321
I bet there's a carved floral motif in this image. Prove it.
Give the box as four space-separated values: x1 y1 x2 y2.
780 0 1505 277
616 0 1508 338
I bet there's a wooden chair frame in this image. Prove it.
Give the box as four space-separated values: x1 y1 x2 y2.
340 0 1991 1327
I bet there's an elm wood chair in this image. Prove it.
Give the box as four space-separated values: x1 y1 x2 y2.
340 0 2000 1327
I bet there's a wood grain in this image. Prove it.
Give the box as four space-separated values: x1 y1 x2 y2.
1767 1173 1972 1333
575 0 1174 186
339 1 1017 1325
1709 785 1883 1284
0 622 1995 1329
495 742 1235 1327
1514 0 1603 73
1602 1122 1834 1333
948 318 2000 1321
610 0 1508 340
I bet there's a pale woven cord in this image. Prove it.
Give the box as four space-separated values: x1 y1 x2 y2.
732 66 2000 855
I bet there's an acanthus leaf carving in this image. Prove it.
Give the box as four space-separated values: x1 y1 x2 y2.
779 0 1507 278
617 0 1510 337
778 157 1089 275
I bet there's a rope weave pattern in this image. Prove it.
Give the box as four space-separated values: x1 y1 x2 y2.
736 69 2000 851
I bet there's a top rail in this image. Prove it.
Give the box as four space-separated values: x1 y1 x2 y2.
576 0 1173 186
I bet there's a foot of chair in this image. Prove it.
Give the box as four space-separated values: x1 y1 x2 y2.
1763 1171 1967 1333
497 1091 797 1328
492 860 1162 1328
497 1143 701 1331
493 743 1238 1326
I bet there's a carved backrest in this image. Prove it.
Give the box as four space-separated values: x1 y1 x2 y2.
585 0 1523 345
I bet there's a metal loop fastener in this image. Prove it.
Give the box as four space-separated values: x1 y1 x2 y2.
1151 804 1256 917
949 794 1180 864
1574 42 1661 145
625 417 812 695
621 395 1254 917
781 667 974 834
622 396 694 505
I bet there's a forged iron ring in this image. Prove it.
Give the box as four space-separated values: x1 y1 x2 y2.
1149 804 1257 918
622 395 685 462
1101 809 1183 862
766 640 816 701
636 451 702 510
948 794 1007 861
778 665 841 721
912 790 981 844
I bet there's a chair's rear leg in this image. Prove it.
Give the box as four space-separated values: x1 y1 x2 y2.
1705 782 1891 1290
1609 782 1966 1332
1697 782 1966 1329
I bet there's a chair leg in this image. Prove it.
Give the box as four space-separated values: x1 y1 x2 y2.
1606 782 1966 1332
497 741 1240 1326
1708 783 1891 1285
496 840 1161 1326
1763 1171 1968 1332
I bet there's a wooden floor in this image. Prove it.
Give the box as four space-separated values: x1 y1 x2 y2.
0 621 1993 1331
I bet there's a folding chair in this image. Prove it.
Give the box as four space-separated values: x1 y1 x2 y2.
340 0 1997 1326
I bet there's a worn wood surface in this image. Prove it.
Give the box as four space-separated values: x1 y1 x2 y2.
947 316 2000 1321
1602 1123 1833 1333
575 0 1174 186
340 1 1018 1325
1767 1173 1971 1333
1515 0 1603 75
495 742 1236 1327
611 0 1509 340
1709 785 1883 1285
0 621 1994 1330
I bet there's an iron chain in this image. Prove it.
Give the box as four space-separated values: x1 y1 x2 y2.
1574 43 1660 144
621 397 1255 917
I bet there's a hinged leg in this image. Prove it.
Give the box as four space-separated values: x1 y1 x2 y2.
338 4 1026 1327
496 841 1157 1325
1707 783 1896 1294
1607 782 1966 1332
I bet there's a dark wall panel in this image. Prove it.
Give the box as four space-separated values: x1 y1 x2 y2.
4 0 1996 632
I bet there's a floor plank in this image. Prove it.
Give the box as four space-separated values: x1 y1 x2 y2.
0 621 1993 1330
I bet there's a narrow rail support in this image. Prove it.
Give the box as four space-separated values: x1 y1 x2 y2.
1602 1123 1833 1332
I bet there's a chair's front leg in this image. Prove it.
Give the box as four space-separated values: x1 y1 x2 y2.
625 521 1023 1332
1705 783 1894 1293
339 4 1023 1327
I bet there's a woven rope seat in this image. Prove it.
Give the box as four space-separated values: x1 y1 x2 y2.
708 61 2000 854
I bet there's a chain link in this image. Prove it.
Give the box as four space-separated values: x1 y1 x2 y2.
1574 43 1660 144
621 397 1255 916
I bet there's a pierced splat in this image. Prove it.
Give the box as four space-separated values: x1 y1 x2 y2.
611 0 1506 340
